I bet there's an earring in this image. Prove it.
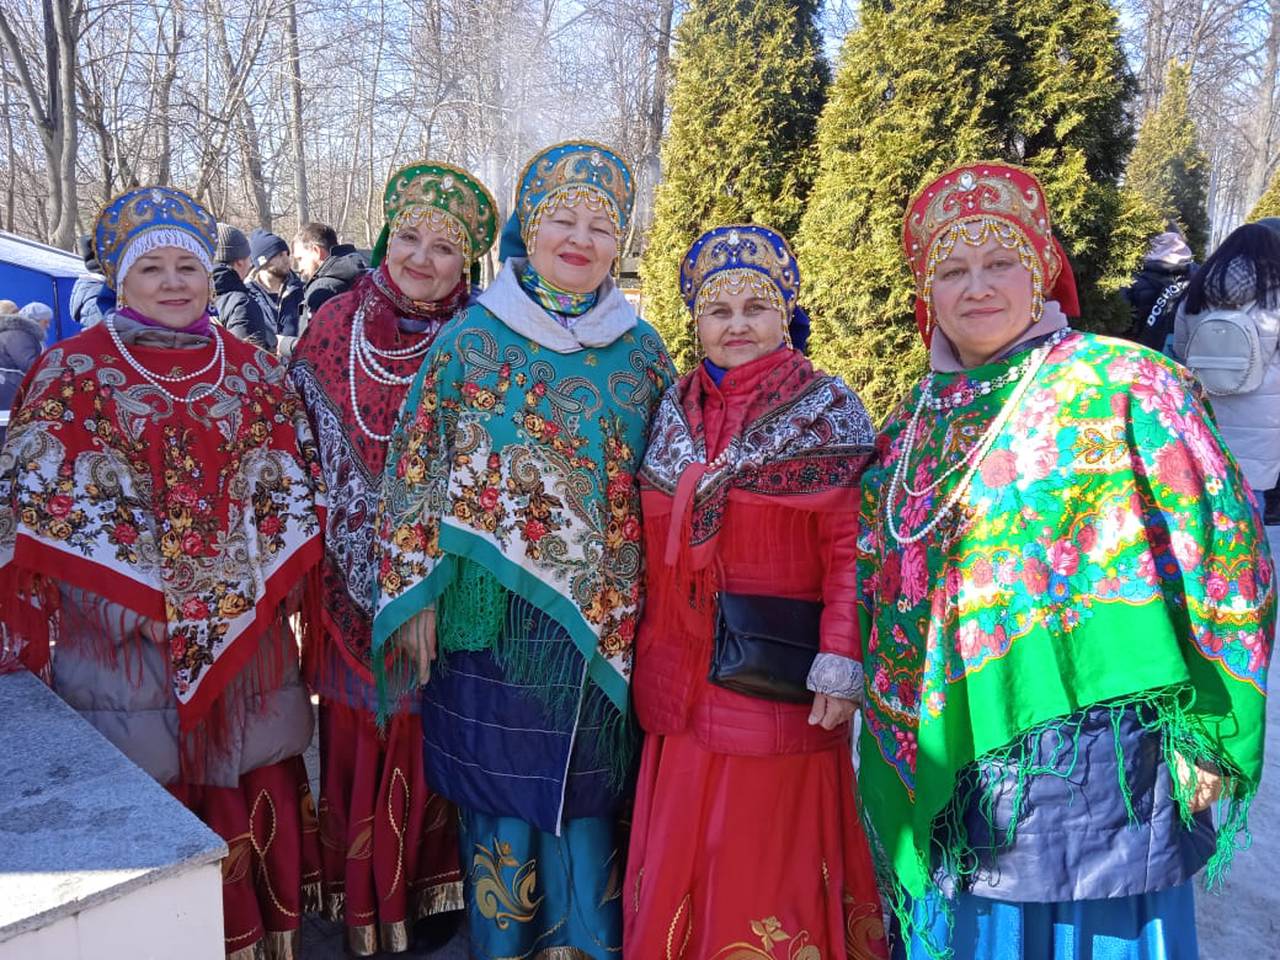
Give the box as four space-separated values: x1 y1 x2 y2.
781 316 793 350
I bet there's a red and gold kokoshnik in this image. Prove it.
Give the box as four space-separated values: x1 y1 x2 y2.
902 162 1079 340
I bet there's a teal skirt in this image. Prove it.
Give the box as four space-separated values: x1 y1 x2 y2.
893 882 1199 960
460 807 622 959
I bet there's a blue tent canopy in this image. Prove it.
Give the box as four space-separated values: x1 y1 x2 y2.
0 231 87 346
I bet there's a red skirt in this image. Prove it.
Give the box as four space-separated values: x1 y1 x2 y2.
624 731 889 960
317 701 463 956
170 754 321 960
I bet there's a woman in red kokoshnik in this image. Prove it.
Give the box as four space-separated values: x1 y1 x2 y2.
288 161 498 956
0 186 326 960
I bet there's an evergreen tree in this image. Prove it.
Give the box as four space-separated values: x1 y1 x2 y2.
1250 168 1280 221
1126 62 1211 257
640 0 828 369
796 0 1161 419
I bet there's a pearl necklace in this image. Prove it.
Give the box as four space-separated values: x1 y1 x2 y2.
901 328 1071 499
105 315 226 405
886 330 1067 546
348 301 434 442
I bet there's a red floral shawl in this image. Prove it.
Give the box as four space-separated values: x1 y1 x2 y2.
0 322 326 738
289 266 468 698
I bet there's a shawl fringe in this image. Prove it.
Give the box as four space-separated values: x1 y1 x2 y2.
880 687 1257 960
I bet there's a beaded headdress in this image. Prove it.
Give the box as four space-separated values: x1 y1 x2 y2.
903 162 1079 342
372 162 497 267
94 186 217 291
680 224 808 350
515 141 634 254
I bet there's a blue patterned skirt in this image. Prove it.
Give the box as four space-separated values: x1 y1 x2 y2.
460 807 622 959
892 882 1199 960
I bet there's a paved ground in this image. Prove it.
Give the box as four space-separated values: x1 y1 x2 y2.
300 528 1280 958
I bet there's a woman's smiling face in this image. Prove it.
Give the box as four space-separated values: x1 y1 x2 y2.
528 201 618 294
930 227 1037 367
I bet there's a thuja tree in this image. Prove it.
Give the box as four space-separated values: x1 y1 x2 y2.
1250 168 1280 221
1126 61 1211 257
796 0 1160 420
640 0 828 369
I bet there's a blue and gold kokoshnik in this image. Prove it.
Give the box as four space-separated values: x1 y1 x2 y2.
680 224 800 322
515 141 635 254
94 186 218 291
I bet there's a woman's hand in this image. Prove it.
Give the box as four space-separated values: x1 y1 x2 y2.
396 607 438 684
1173 752 1224 813
808 693 856 730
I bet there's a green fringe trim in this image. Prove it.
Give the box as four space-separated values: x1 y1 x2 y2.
876 686 1256 960
430 585 638 790
437 558 507 654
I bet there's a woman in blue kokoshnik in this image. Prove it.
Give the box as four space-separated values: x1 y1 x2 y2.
368 141 675 958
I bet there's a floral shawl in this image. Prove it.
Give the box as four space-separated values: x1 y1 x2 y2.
857 330 1273 906
369 302 674 716
289 266 467 700
0 321 325 740
640 348 875 568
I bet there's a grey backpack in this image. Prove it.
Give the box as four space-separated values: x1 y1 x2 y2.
1182 304 1264 396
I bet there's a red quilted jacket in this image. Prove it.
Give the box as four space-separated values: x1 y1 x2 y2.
633 350 863 756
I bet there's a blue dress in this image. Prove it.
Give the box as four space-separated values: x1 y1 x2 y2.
422 595 626 959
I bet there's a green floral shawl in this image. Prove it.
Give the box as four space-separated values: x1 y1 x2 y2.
370 303 674 716
857 330 1273 904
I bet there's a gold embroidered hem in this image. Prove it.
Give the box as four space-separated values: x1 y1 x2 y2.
323 890 344 923
347 923 378 957
302 880 322 915
262 928 301 960
414 879 465 919
226 942 266 960
380 920 411 952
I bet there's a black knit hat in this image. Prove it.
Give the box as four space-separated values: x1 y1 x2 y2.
249 228 289 266
214 223 251 263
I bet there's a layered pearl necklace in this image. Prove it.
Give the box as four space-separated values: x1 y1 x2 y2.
349 300 434 442
886 328 1070 546
105 314 226 405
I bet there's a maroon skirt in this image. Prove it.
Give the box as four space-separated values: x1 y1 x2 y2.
316 701 463 956
170 754 321 960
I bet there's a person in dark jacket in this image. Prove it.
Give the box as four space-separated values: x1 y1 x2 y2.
70 235 110 328
292 222 364 328
0 302 47 441
1123 228 1196 352
212 223 277 351
246 229 304 357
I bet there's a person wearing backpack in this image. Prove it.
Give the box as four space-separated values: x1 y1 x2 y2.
1174 222 1280 521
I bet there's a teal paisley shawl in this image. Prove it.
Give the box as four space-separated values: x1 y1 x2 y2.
857 330 1273 901
370 303 674 714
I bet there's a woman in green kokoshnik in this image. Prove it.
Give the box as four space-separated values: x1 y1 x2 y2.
858 161 1273 959
369 141 675 959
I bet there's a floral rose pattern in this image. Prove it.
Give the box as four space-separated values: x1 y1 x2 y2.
373 313 673 695
0 323 325 716
858 331 1274 798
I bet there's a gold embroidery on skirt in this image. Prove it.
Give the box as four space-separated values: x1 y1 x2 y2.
844 896 887 960
250 789 299 919
631 866 644 915
666 894 692 960
599 847 623 907
347 814 375 860
222 832 252 884
710 916 822 960
472 835 543 929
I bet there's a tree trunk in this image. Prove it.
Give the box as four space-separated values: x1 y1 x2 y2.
50 0 78 248
1247 0 1280 205
286 0 309 224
